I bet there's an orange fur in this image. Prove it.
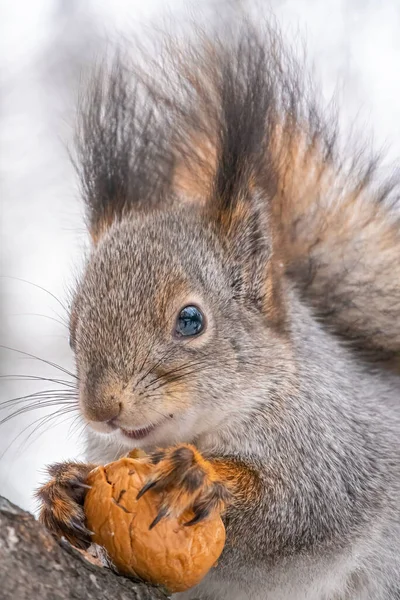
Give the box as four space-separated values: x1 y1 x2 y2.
137 445 262 529
36 462 95 549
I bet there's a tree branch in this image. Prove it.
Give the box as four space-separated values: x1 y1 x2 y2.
0 496 169 600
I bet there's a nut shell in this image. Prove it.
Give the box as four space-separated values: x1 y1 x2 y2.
84 457 226 593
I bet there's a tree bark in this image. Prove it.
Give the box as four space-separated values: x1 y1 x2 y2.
0 496 169 600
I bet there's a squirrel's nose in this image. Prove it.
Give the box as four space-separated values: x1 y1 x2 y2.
84 397 122 424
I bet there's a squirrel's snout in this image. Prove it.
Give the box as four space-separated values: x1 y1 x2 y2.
80 378 125 424
82 396 122 424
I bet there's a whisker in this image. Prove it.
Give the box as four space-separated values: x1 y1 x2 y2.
0 374 77 388
139 403 173 420
135 345 176 388
0 399 79 425
161 357 211 378
0 406 78 460
137 304 186 376
145 390 189 409
14 410 79 458
136 335 199 387
0 276 69 315
0 389 78 411
9 313 69 329
143 357 211 392
148 366 214 394
0 391 77 406
0 346 78 380
76 421 89 444
137 333 159 376
68 414 85 438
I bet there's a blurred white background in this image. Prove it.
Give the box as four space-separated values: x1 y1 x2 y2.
1 0 400 514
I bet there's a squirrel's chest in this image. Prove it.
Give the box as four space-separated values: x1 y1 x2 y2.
172 553 366 600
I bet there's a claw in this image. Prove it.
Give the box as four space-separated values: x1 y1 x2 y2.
137 479 157 500
184 509 209 527
70 519 94 537
71 481 92 490
149 506 168 530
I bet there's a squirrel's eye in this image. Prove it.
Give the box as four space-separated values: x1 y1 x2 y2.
175 306 205 337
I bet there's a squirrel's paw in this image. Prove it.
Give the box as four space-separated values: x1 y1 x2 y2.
137 444 231 528
36 461 95 549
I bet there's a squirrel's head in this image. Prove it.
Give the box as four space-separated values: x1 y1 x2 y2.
70 29 298 451
70 205 292 451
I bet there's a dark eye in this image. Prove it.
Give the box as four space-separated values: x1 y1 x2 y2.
175 305 205 337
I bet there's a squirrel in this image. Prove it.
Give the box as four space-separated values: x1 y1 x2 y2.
36 21 400 600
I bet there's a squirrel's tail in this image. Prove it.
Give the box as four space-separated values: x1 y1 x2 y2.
270 124 400 363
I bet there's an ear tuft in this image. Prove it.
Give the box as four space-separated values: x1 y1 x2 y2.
74 59 175 242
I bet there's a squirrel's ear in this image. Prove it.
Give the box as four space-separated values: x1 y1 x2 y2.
201 39 285 325
208 187 285 326
74 62 174 244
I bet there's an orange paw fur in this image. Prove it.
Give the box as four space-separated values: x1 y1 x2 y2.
137 444 232 529
36 462 95 549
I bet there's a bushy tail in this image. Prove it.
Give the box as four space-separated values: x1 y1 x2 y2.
271 123 400 362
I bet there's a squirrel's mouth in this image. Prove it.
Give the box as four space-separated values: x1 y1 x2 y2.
119 424 158 441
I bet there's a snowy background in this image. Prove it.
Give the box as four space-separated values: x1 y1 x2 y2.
1 0 400 514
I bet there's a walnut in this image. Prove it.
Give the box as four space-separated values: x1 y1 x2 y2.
84 455 226 593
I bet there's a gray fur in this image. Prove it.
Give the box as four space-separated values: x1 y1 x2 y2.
69 22 400 600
